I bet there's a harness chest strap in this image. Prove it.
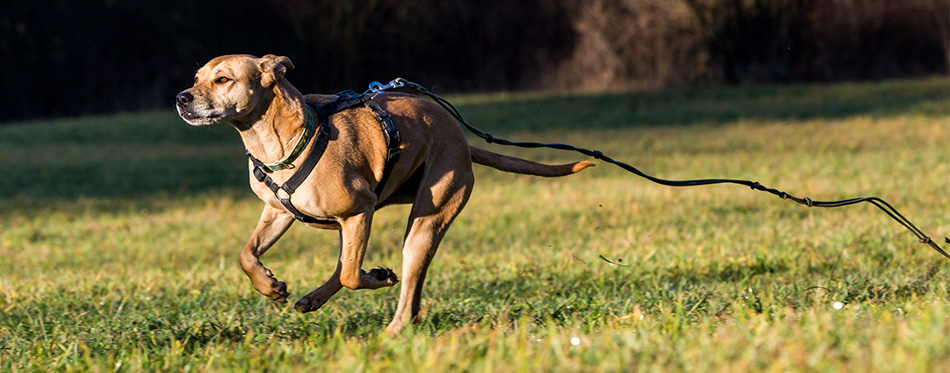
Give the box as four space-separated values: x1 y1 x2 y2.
246 94 400 224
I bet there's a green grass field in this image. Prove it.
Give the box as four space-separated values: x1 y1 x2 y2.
1 78 948 371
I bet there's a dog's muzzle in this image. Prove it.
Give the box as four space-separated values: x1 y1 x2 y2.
175 91 216 124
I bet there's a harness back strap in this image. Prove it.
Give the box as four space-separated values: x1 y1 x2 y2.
365 99 400 196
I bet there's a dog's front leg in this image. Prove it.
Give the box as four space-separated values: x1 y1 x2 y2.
240 205 295 302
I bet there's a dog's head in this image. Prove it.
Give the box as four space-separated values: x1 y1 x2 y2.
176 54 295 126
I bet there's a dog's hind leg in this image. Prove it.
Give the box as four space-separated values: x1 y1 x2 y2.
295 206 401 313
385 165 474 337
294 231 346 313
240 205 295 302
336 210 400 291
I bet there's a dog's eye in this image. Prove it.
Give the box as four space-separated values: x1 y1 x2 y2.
215 77 231 84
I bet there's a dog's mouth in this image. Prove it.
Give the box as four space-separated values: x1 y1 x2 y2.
177 106 226 126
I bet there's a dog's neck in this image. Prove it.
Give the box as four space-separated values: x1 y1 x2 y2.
231 81 307 165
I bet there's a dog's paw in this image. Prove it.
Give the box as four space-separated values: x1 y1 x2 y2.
293 296 324 313
367 266 399 286
264 280 290 303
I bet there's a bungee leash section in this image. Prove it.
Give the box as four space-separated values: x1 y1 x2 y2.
364 78 950 261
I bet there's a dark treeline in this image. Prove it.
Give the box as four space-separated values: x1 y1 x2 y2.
1 0 946 122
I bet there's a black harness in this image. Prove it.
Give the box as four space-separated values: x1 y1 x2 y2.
246 90 400 224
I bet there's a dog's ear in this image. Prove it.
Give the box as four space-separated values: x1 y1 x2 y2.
259 55 295 88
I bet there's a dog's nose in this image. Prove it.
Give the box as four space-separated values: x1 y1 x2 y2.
176 91 194 105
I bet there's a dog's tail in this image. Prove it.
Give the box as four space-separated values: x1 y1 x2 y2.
470 146 594 177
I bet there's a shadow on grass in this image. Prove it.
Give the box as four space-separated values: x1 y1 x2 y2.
1 155 249 200
456 78 948 133
0 110 252 205
0 78 945 204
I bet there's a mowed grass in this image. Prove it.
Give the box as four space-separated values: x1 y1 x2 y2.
1 78 948 371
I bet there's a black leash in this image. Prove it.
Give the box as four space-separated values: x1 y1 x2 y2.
369 78 950 261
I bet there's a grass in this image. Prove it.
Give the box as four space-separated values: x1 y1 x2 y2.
1 78 948 371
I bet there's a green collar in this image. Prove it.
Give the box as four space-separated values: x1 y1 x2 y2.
257 103 316 173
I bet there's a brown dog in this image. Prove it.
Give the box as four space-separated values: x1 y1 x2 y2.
176 54 592 335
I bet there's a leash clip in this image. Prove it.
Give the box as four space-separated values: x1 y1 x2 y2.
367 79 406 98
368 81 386 93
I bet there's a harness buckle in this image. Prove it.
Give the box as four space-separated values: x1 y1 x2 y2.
252 166 266 182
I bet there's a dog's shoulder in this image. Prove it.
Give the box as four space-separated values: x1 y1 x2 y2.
302 94 339 105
